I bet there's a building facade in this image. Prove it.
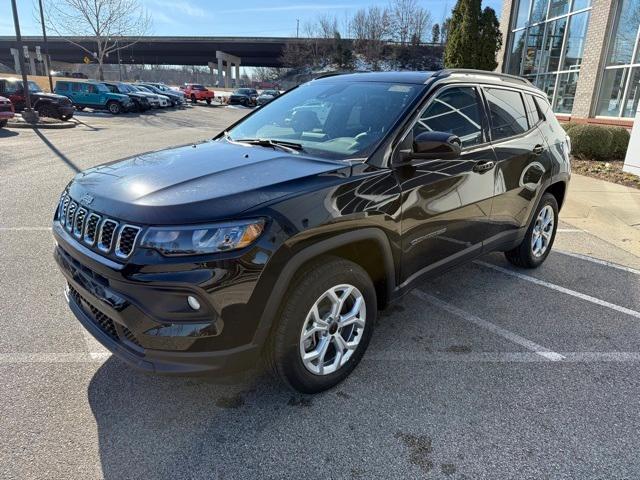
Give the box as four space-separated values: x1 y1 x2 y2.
497 0 640 126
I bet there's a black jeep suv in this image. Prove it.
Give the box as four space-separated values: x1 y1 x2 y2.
53 70 570 393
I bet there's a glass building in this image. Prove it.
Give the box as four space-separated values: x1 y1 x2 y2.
498 0 640 123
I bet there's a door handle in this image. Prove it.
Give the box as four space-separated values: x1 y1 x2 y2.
533 144 545 155
473 160 495 173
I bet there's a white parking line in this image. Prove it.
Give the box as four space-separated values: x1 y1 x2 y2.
412 290 565 361
475 261 640 319
555 250 640 276
556 228 584 233
0 227 52 231
0 353 109 364
371 351 640 362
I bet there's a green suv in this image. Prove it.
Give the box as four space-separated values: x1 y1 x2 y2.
55 80 133 114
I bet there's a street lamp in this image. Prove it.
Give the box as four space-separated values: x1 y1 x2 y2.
38 0 54 92
10 0 38 123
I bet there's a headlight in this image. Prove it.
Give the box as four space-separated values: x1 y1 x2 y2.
140 219 265 256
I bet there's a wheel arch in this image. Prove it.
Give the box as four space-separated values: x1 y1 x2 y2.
545 181 567 211
251 228 396 347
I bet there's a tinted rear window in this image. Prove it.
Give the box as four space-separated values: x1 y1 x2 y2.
485 88 529 140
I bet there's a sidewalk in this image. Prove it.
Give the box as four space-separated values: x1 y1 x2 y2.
560 174 640 267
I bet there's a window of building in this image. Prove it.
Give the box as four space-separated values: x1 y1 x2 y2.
414 87 484 148
507 0 592 114
596 0 640 118
485 88 529 140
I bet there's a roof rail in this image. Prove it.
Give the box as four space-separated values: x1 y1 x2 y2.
432 69 533 87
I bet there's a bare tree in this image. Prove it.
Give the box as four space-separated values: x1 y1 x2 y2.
389 0 432 45
351 6 391 69
43 0 151 80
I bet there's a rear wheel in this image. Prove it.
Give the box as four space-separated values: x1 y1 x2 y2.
205 98 212 105
0 119 7 128
267 257 376 393
60 114 72 121
107 101 122 114
505 192 558 268
191 94 197 103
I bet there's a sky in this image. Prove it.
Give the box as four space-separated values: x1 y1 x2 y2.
1 0 502 38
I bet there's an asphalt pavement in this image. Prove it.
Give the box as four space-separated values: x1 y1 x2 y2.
1 105 640 479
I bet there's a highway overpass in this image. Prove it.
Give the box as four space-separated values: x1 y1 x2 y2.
0 36 292 68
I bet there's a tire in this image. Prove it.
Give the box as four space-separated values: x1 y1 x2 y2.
37 103 58 119
205 98 212 105
266 257 376 393
60 114 72 121
107 101 122 115
505 192 559 268
191 94 197 103
0 119 7 128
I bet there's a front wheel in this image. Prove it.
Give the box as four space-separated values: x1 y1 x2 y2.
505 192 558 268
191 95 197 103
107 101 122 114
0 119 7 128
267 257 376 393
205 98 211 104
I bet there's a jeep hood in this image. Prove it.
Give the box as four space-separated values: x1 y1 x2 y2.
67 140 350 225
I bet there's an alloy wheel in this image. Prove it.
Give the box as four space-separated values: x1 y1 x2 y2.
299 284 366 375
531 204 554 257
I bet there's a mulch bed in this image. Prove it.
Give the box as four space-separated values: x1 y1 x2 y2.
571 157 640 189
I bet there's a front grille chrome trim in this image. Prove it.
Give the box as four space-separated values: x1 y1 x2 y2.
73 208 87 238
115 224 142 259
97 219 119 253
65 202 77 231
83 213 101 246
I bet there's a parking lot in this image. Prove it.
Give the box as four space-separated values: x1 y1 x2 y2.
2 106 640 479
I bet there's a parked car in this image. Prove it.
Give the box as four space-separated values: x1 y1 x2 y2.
128 84 168 108
139 83 185 106
52 70 570 393
0 95 14 127
55 80 133 114
229 88 258 106
256 89 280 106
102 82 151 112
180 83 214 104
0 78 74 120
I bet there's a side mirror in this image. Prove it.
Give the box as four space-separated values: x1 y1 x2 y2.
411 131 462 160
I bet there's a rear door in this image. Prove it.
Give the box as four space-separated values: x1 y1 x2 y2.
482 86 550 248
395 84 497 285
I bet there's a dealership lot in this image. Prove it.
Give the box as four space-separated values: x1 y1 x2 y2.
2 108 640 479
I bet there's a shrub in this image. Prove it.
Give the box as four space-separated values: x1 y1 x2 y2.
568 124 614 161
606 126 630 159
561 122 577 133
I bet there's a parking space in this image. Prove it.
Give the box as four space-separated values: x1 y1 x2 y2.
2 108 640 479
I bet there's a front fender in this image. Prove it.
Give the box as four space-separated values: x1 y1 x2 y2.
250 227 396 347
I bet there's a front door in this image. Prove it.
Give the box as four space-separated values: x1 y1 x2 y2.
395 85 497 286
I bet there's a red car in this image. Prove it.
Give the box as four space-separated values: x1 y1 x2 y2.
180 84 214 104
0 96 15 127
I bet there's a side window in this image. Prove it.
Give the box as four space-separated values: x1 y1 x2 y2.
413 86 484 148
524 94 541 125
87 84 98 94
4 82 19 94
484 88 529 140
71 83 82 92
56 82 67 92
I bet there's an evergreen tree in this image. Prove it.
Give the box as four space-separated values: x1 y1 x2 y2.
478 7 502 70
444 0 481 68
431 23 440 43
444 0 502 70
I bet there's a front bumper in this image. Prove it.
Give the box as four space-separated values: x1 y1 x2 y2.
53 223 264 375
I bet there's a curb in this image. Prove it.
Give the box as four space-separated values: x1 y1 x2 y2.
6 119 76 129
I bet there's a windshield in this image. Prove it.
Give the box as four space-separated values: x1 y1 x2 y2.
262 90 278 96
192 84 206 90
236 88 253 95
27 81 42 93
226 81 423 160
95 84 110 93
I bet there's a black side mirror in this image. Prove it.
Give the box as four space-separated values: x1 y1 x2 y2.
410 131 462 160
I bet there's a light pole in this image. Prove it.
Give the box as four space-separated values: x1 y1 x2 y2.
37 0 53 92
11 0 38 122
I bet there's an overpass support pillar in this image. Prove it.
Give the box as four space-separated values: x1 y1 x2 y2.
216 51 241 89
10 48 20 74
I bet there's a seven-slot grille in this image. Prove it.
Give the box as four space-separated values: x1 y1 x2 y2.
58 194 141 259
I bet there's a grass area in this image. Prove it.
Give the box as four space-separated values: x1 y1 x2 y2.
571 157 640 189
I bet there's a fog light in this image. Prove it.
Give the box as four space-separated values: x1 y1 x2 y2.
187 295 201 311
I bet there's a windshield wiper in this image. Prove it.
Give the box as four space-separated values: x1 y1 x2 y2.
233 138 304 154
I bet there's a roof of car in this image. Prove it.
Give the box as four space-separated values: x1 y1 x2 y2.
312 69 535 90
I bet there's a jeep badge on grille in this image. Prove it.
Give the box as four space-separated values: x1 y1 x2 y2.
80 194 94 205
